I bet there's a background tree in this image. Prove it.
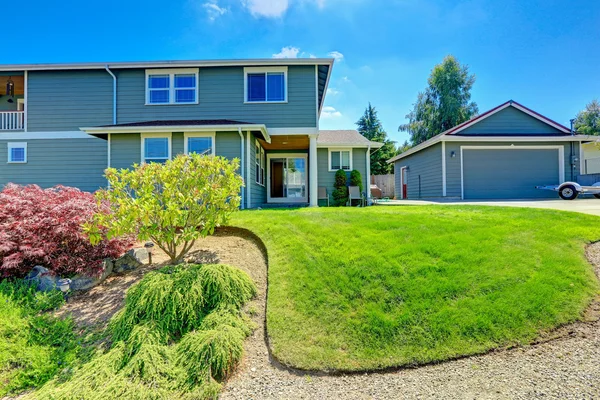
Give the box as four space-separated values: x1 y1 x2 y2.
574 99 600 135
356 103 397 175
399 55 478 145
86 154 244 264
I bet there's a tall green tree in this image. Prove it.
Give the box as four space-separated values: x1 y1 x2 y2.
400 55 478 145
356 103 397 175
574 99 600 135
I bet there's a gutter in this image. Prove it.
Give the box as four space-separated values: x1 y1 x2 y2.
238 128 245 210
105 65 117 124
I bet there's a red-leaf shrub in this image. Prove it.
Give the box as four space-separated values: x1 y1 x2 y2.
0 184 133 278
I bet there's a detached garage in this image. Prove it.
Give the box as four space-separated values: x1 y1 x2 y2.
389 101 593 200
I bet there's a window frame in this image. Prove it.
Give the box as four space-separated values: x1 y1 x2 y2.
255 139 266 186
145 68 199 106
243 66 288 104
141 133 172 164
184 132 216 156
328 148 353 172
7 142 27 163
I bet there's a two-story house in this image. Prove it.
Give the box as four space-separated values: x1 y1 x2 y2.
0 59 381 208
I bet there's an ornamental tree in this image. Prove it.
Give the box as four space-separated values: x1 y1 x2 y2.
0 184 132 278
86 154 244 264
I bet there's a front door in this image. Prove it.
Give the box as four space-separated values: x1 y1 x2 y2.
401 167 408 199
267 154 308 203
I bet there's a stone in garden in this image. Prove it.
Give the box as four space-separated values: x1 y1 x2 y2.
127 247 149 264
70 259 114 291
114 252 143 273
24 265 57 292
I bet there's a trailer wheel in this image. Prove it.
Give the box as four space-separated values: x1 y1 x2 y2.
559 184 578 200
594 194 600 199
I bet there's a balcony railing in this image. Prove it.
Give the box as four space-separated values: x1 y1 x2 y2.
0 111 24 131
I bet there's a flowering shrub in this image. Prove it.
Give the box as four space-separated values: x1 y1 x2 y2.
0 184 132 278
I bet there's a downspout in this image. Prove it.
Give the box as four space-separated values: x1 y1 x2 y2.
366 143 371 205
238 128 245 210
570 119 575 181
105 65 117 125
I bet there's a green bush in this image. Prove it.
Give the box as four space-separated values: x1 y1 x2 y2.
0 279 79 397
350 169 363 193
87 154 245 264
176 326 246 383
111 264 256 342
332 169 348 206
28 263 256 400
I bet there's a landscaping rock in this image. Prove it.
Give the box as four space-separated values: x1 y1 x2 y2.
24 265 57 292
114 252 143 273
127 247 149 264
70 259 114 291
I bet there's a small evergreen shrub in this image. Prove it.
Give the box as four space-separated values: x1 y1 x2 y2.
0 184 132 278
332 169 348 206
350 169 363 193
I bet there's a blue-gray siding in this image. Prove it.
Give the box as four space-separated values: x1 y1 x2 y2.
0 137 107 192
27 70 114 132
27 66 318 132
317 148 368 204
462 149 559 199
393 143 443 199
458 107 564 135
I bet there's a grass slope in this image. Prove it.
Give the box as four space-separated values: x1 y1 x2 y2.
233 206 600 371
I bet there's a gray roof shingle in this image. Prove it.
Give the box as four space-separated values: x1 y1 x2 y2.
317 130 383 147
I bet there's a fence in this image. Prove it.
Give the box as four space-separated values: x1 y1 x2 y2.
371 174 395 198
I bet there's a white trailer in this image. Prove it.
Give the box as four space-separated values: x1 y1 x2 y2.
536 182 600 200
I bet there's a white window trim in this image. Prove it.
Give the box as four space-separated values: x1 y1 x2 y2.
244 66 288 104
328 148 353 172
7 142 27 163
184 132 216 156
145 68 199 106
255 139 266 186
141 132 172 164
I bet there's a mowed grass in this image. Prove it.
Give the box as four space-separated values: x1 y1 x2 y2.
232 206 600 371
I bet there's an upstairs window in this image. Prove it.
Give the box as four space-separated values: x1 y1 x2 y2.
244 67 287 103
7 142 27 163
146 69 198 105
329 149 352 171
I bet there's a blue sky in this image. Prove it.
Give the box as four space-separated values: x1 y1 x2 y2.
6 0 600 144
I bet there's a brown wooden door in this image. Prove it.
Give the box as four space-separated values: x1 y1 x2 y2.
271 160 285 198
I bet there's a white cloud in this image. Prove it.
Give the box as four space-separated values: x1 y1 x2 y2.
309 54 317 58
203 1 228 20
321 106 342 119
242 0 289 17
272 46 301 58
242 0 326 18
341 76 351 83
328 51 344 62
326 88 340 96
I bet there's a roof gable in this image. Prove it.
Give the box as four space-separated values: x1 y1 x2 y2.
458 106 565 135
448 101 571 136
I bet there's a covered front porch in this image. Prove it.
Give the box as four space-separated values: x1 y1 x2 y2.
0 73 25 131
255 134 317 207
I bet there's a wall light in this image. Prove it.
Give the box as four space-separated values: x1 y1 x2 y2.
450 151 456 158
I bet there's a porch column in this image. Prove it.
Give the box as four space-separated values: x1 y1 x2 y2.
309 134 318 207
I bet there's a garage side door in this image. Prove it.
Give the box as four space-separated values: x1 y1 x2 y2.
463 148 560 199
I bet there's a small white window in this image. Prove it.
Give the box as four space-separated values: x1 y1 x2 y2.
184 133 215 156
244 67 287 103
255 140 265 185
329 149 352 171
7 142 27 163
146 69 199 105
141 134 171 164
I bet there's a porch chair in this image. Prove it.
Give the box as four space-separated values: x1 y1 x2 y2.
318 186 329 207
347 186 365 207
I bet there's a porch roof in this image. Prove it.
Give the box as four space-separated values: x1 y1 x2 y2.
317 130 384 148
81 119 271 142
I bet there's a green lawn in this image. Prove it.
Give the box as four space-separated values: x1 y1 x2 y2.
233 206 600 371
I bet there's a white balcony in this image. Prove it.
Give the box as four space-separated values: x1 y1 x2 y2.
0 111 24 131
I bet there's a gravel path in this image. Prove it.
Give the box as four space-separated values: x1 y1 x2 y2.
220 234 600 400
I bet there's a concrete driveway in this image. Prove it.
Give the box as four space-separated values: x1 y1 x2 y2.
377 198 600 216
